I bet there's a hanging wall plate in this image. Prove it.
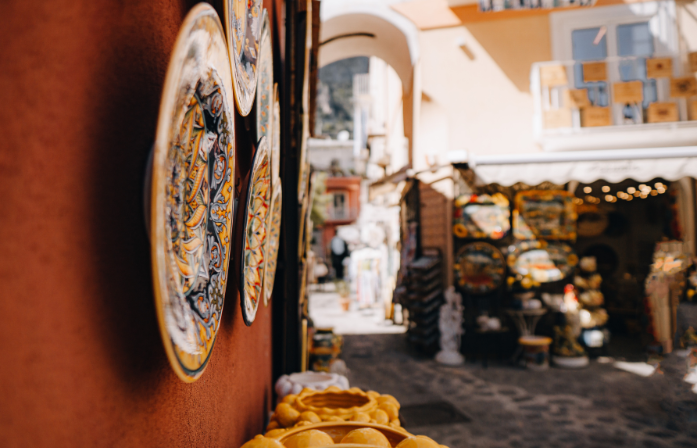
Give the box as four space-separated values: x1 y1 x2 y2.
241 137 271 325
224 0 263 116
255 10 273 151
513 190 577 241
454 242 505 295
507 241 578 283
263 182 282 306
272 83 281 182
150 4 235 382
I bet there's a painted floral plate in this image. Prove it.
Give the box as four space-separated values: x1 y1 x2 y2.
454 242 506 294
255 10 273 148
150 4 235 382
224 0 263 116
506 241 578 283
241 136 271 325
263 182 282 306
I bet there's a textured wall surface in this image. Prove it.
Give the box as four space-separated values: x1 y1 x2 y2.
0 1 273 446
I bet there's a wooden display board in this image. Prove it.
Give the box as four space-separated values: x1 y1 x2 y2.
612 81 643 104
583 62 607 82
544 109 573 129
581 106 612 127
563 89 590 108
647 102 678 123
670 77 697 98
646 58 673 78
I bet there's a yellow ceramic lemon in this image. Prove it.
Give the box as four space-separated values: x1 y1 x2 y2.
369 410 389 425
377 395 400 409
340 428 390 447
349 412 371 423
275 403 301 428
378 403 399 420
395 436 440 448
240 435 286 448
283 429 335 448
265 429 287 438
299 412 322 424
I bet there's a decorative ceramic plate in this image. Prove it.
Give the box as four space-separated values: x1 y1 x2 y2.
263 183 282 306
453 193 510 240
150 4 235 382
241 136 271 325
454 242 505 294
272 83 280 182
513 190 577 241
506 241 578 283
255 10 273 147
224 0 263 116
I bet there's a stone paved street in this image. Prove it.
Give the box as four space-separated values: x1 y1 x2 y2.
342 334 697 448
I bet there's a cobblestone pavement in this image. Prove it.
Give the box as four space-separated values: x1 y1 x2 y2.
342 334 697 448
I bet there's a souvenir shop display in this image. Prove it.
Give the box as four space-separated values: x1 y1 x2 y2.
574 256 610 351
223 0 263 116
241 137 272 326
264 387 403 433
309 327 343 372
149 4 235 382
506 241 578 283
646 241 692 353
550 284 589 368
576 204 609 238
452 193 510 240
395 255 443 352
435 286 465 366
519 335 552 371
513 190 577 241
453 242 505 295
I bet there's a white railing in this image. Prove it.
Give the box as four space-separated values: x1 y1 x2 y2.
531 54 697 151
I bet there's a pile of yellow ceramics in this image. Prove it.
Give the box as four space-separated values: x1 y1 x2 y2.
240 427 449 448
265 387 401 436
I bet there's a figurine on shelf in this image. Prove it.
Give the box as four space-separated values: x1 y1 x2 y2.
435 286 465 366
574 256 610 352
552 324 589 368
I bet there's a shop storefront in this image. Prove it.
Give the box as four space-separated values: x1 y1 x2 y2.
444 146 697 365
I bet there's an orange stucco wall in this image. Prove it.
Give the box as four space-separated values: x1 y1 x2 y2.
0 1 274 446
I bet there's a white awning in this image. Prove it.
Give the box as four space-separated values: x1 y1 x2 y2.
470 146 697 186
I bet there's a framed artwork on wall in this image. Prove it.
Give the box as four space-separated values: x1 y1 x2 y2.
150 4 235 382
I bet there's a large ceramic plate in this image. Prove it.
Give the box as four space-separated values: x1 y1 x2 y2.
506 241 578 283
241 137 271 325
513 190 577 241
255 10 273 148
151 4 235 382
272 83 280 182
453 193 510 240
454 242 505 294
263 182 282 306
224 0 263 116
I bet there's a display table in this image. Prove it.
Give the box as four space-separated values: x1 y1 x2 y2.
505 309 547 336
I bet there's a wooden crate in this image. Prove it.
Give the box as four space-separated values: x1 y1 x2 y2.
563 89 590 108
583 62 607 82
670 77 697 98
540 65 568 87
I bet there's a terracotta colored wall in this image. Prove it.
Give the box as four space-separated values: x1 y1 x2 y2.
0 1 272 446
